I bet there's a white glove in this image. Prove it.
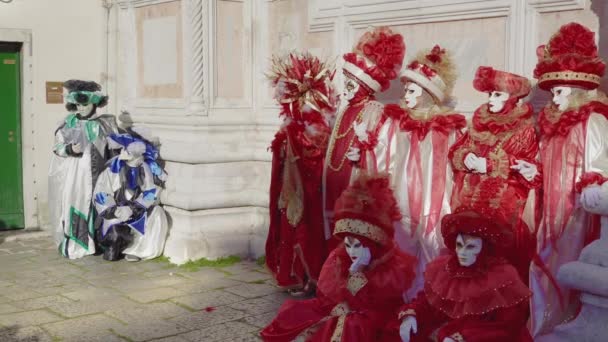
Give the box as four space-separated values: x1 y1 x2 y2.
399 316 417 342
443 338 456 342
349 247 371 273
71 143 82 154
510 160 538 181
464 153 487 174
346 147 361 162
114 206 133 222
581 186 603 209
353 121 369 142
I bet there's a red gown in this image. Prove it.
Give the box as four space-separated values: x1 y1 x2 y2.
449 103 541 282
323 93 376 249
398 255 533 342
261 245 416 341
266 119 330 289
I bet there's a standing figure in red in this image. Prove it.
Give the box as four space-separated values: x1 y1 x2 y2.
261 174 416 341
323 26 405 249
265 53 338 295
530 22 608 337
385 45 466 296
398 209 533 342
449 66 541 283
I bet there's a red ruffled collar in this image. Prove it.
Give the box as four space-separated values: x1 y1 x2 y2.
384 104 466 138
539 101 608 138
423 255 531 319
472 103 533 135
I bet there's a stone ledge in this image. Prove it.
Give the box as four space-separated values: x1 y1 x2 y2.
163 206 269 265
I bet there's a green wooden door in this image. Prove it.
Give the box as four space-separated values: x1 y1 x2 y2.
0 51 24 229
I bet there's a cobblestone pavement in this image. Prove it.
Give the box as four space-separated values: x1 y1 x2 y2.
0 234 289 342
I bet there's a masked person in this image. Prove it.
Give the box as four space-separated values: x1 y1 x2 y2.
265 53 337 295
384 45 466 297
93 129 168 261
323 26 405 250
48 80 119 259
398 209 533 342
449 67 540 284
530 22 608 336
261 174 416 341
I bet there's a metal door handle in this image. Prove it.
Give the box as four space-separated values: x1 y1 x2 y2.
8 131 14 136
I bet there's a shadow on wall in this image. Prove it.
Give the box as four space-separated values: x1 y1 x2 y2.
0 325 45 341
592 1 608 91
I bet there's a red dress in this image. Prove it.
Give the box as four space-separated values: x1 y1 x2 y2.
265 119 330 288
261 245 416 341
449 103 541 282
399 254 533 342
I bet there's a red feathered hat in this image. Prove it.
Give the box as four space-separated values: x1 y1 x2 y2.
342 26 405 93
534 22 605 90
400 45 456 103
441 207 514 254
333 173 401 246
473 66 531 99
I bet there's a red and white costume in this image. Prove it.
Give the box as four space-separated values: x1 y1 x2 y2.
323 27 405 249
265 54 337 290
398 209 533 342
387 45 466 295
262 174 416 341
449 67 540 284
529 22 608 336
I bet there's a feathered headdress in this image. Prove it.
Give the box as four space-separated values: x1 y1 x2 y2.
400 45 456 103
534 22 605 90
473 66 531 99
268 52 337 121
343 26 405 93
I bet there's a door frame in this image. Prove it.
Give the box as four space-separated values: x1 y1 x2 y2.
0 29 36 229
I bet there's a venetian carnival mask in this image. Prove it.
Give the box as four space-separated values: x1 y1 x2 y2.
551 86 572 111
487 91 510 113
403 82 424 109
344 236 371 265
342 77 360 102
455 234 483 267
65 90 103 117
118 141 146 167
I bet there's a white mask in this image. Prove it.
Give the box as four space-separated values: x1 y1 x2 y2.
488 91 510 113
455 234 483 267
342 77 360 102
404 82 423 109
551 86 572 111
344 236 370 264
76 103 95 117
119 142 146 167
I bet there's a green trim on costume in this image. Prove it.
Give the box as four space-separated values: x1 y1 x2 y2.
68 206 90 251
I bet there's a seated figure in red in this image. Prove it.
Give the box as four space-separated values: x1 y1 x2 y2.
398 209 533 342
261 173 416 341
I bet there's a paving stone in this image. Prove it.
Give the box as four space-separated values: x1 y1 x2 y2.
149 336 190 342
47 296 136 318
0 303 23 314
243 312 276 328
224 283 279 299
171 290 244 310
128 287 188 303
12 295 75 311
179 321 258 342
228 297 282 316
260 292 291 305
112 319 190 342
0 325 53 342
227 271 272 283
0 280 15 288
1 288 45 301
42 314 124 341
178 268 229 282
62 333 126 342
62 286 120 301
171 278 241 293
0 309 62 326
170 306 248 330
105 301 192 323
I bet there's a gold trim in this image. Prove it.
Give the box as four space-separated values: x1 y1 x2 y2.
346 271 368 296
330 315 346 342
334 218 389 244
325 108 364 172
488 148 509 179
539 71 600 85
